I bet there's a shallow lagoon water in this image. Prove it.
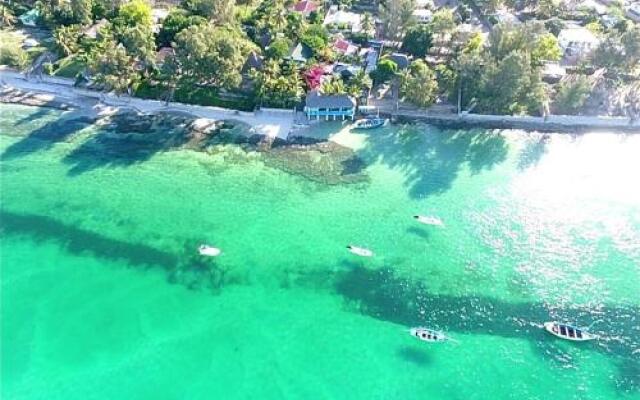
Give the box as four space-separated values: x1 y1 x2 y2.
1 103 639 399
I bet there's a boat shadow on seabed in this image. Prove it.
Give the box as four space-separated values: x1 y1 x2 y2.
330 264 640 394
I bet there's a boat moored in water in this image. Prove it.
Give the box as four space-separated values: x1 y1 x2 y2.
353 117 388 129
414 215 444 226
543 322 597 341
198 245 221 257
410 327 450 343
347 245 374 257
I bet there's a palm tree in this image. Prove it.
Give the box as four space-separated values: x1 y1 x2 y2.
361 12 375 38
0 5 16 28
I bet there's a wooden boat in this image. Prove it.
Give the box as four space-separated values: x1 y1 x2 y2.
410 327 450 343
413 215 444 226
198 245 221 257
543 322 598 341
353 117 388 129
347 245 373 257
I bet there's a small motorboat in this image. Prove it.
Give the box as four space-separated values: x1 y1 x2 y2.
410 327 450 343
413 215 444 226
198 244 221 257
543 322 598 341
353 117 388 129
347 245 373 257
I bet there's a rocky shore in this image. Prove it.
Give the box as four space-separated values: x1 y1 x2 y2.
82 111 369 185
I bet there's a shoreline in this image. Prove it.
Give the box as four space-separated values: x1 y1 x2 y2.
0 69 296 140
2 68 639 135
390 112 640 134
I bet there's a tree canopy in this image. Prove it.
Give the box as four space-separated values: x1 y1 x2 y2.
401 60 439 107
380 0 415 41
401 24 433 58
171 23 256 89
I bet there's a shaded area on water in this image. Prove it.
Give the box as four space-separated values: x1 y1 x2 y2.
2 207 638 395
0 210 233 293
359 126 509 198
1 110 368 184
331 264 640 394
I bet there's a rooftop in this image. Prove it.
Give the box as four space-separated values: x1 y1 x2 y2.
305 90 356 109
293 0 318 13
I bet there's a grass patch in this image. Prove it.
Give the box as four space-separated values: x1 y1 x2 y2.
135 80 256 111
53 56 86 78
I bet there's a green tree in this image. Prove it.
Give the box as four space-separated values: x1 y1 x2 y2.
116 0 152 27
0 41 29 69
374 58 398 83
621 26 640 69
70 0 93 26
462 32 484 54
266 37 292 59
251 59 302 107
361 12 375 38
285 13 306 41
347 70 373 98
54 24 83 56
300 24 329 56
252 0 288 35
172 23 255 89
401 24 433 58
477 51 544 114
321 75 347 95
531 32 561 65
400 59 438 107
88 40 139 94
553 75 591 114
181 0 235 25
157 9 206 47
380 0 416 41
591 36 625 73
430 9 456 36
116 24 155 65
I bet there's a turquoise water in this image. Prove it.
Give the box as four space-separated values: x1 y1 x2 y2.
1 103 639 399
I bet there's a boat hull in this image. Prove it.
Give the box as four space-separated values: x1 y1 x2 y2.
543 322 597 341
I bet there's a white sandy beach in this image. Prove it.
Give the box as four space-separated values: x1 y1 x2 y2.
0 68 295 140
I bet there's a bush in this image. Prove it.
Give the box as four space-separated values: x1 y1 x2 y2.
53 56 86 77
0 42 29 69
266 38 291 59
175 86 256 110
553 75 591 115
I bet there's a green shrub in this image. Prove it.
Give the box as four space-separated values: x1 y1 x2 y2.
0 42 28 69
135 81 256 111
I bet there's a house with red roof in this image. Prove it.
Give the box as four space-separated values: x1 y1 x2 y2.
292 0 318 15
333 38 358 56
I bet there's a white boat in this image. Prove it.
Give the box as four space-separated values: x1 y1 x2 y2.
347 245 373 257
410 327 450 343
543 322 598 341
198 245 221 257
413 215 444 226
353 117 388 129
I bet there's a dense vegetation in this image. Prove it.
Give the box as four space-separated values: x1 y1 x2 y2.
1 0 639 116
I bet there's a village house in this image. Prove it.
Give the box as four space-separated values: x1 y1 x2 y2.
387 53 410 70
558 26 600 57
291 0 318 15
333 38 359 56
413 8 433 23
286 43 313 64
304 90 356 120
323 5 362 33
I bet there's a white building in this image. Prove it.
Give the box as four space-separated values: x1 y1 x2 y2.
323 6 362 33
627 2 640 21
558 27 600 56
413 9 433 23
